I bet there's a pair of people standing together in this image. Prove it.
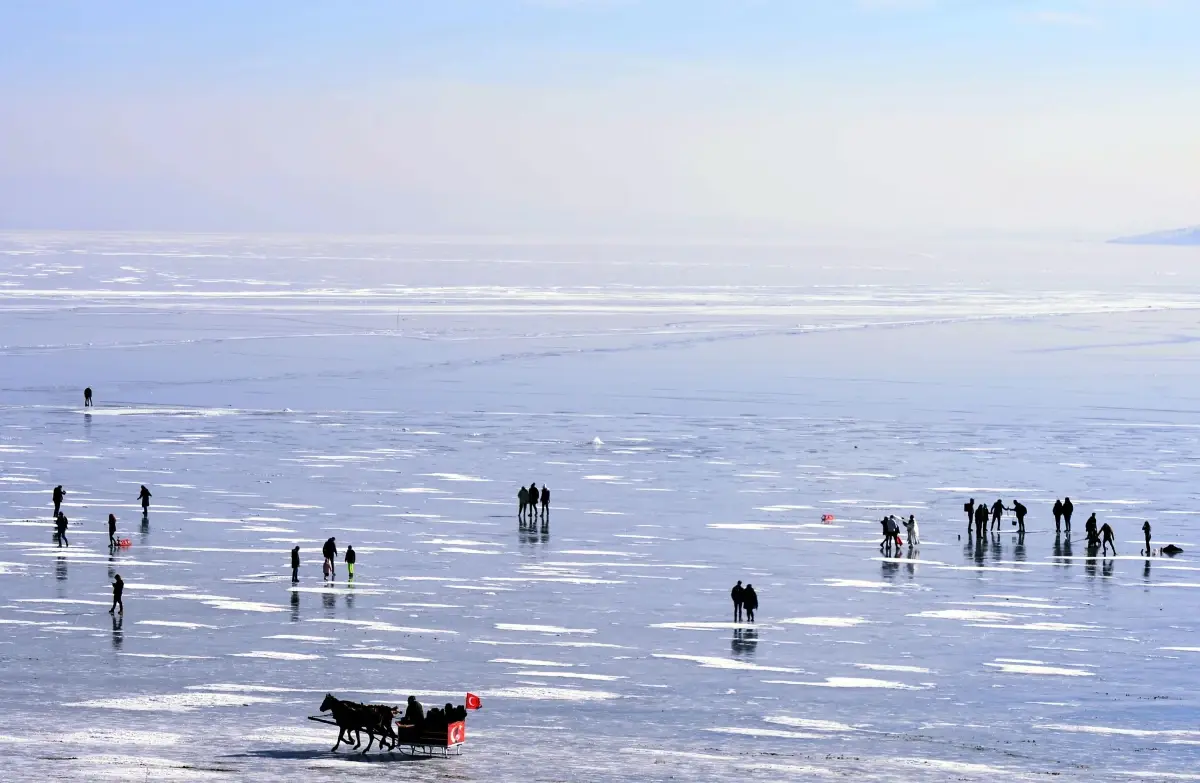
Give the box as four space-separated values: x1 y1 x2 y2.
730 580 758 623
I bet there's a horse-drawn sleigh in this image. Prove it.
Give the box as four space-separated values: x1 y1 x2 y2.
310 693 478 757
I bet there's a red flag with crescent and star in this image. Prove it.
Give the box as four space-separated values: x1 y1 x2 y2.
447 721 466 745
465 692 482 711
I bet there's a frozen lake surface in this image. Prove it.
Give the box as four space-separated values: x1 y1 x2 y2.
1 232 1199 781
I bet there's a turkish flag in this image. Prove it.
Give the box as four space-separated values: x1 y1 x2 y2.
447 721 466 745
465 692 482 711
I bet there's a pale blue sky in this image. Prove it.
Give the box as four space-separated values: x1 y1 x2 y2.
2 1 1198 236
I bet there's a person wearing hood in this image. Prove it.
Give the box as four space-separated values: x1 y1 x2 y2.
743 584 759 623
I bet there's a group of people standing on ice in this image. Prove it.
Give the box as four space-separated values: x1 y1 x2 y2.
878 514 920 552
49 483 151 549
964 498 1030 536
517 483 550 521
962 496 1181 557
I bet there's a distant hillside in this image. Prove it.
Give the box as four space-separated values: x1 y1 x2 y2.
1110 226 1200 245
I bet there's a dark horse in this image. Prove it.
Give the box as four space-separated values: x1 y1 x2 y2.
320 694 399 753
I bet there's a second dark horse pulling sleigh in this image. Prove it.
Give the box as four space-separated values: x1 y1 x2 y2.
312 692 480 756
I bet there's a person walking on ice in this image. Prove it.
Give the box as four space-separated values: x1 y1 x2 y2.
1062 497 1074 532
540 485 550 519
964 498 975 534
52 485 65 517
109 574 124 614
108 513 117 548
345 545 356 580
1142 520 1152 556
55 512 69 547
904 514 919 546
731 580 745 622
138 485 152 516
84 387 93 407
291 545 301 582
1053 499 1064 533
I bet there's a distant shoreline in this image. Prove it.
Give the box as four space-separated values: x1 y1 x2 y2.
1110 226 1200 246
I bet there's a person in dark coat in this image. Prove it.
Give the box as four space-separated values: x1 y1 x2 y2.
108 513 118 548
1085 513 1099 547
53 485 65 517
540 485 550 518
528 484 540 521
974 503 988 539
322 537 338 579
1062 497 1074 532
345 545 356 580
109 574 124 614
964 498 975 533
743 584 758 622
84 387 93 407
55 512 69 547
402 695 425 726
731 580 745 622
1142 520 1152 556
879 517 893 551
1011 500 1028 534
990 499 1004 531
138 485 152 515
291 545 301 582
1053 499 1064 533
518 486 529 521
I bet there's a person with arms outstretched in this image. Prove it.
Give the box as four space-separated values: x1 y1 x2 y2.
138 485 152 515
990 499 1004 531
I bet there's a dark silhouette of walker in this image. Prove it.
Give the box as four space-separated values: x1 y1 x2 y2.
138 485 152 516
731 580 745 622
84 387 93 407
